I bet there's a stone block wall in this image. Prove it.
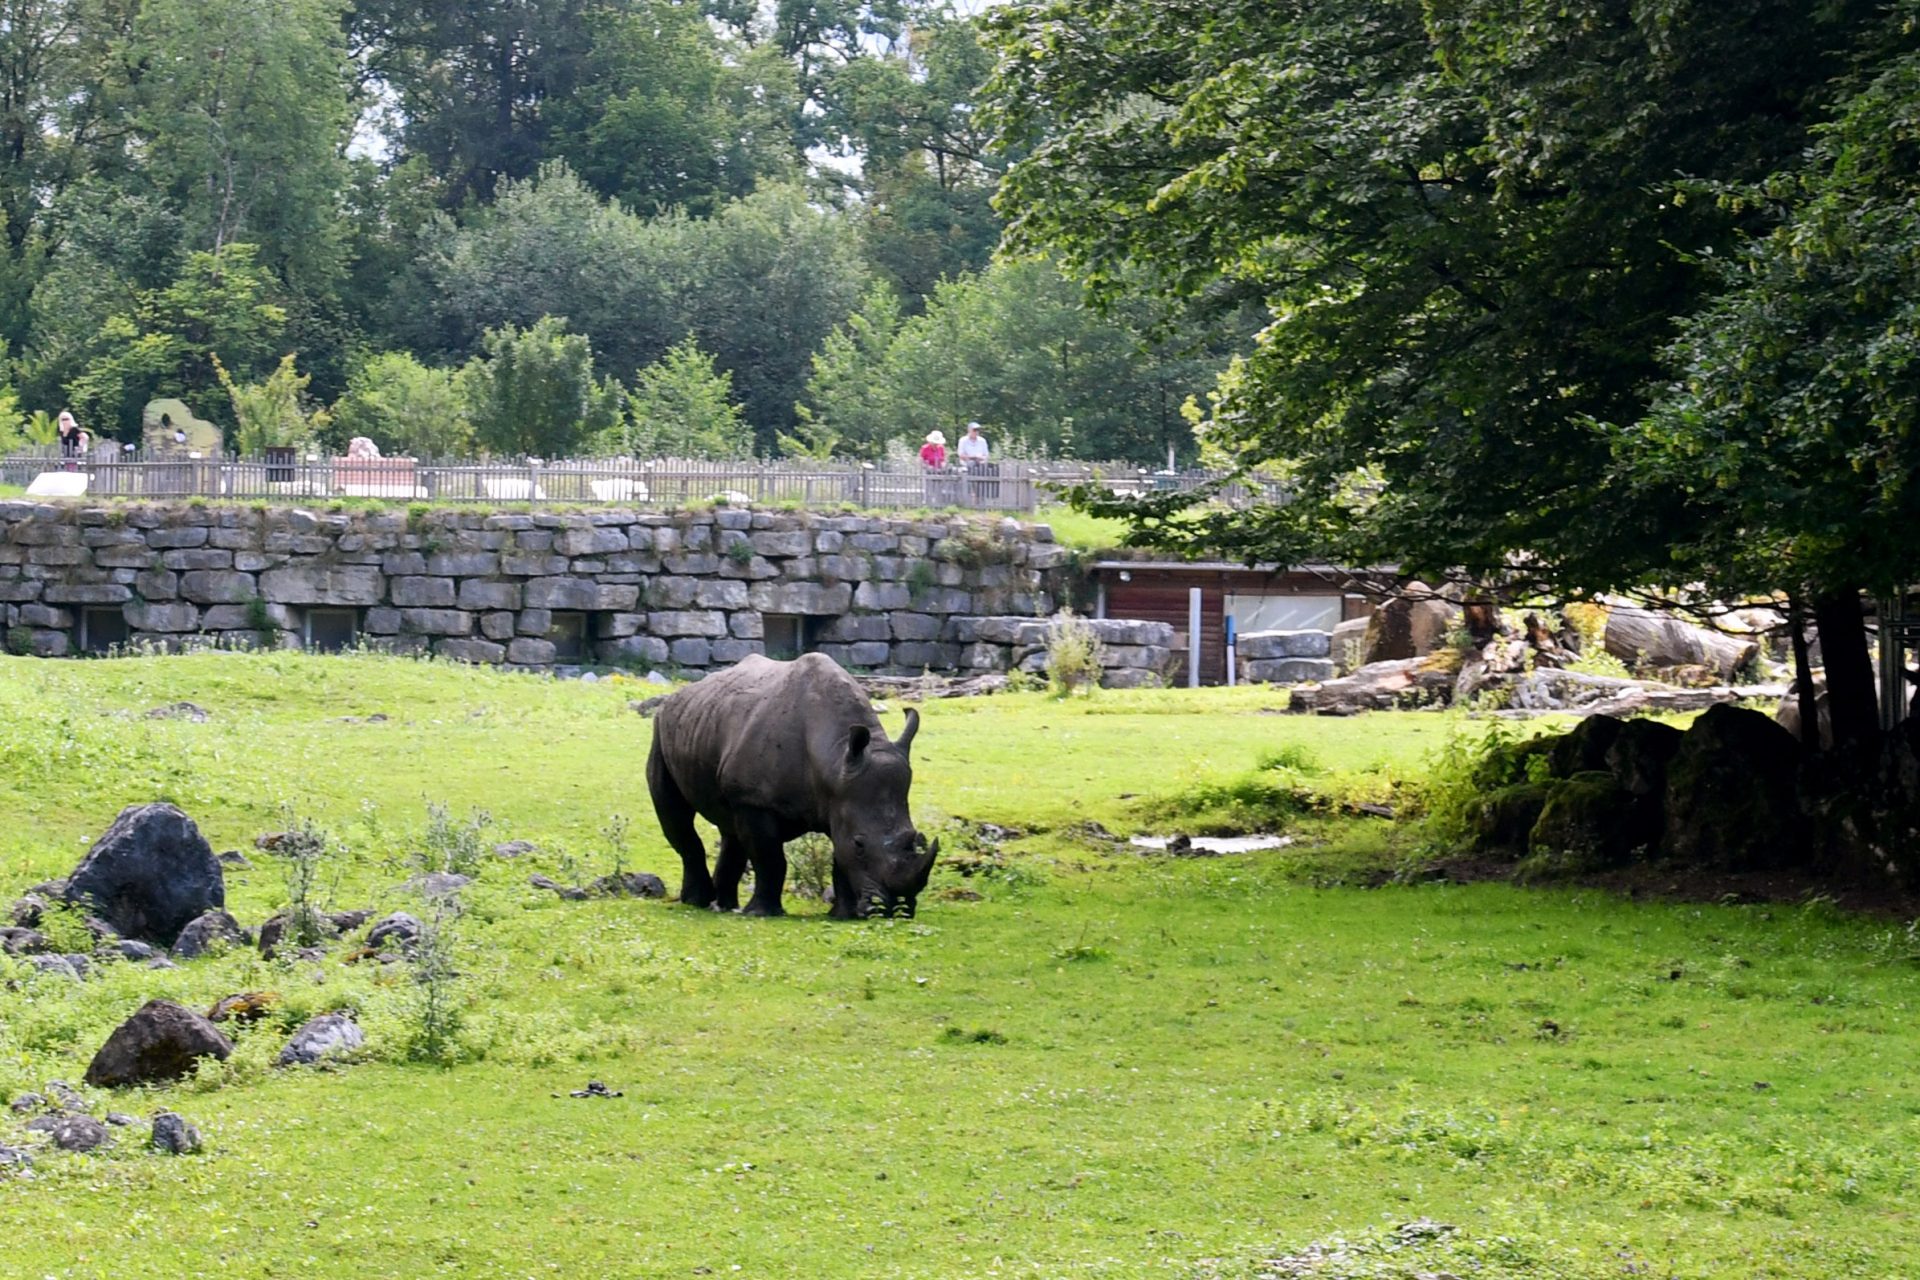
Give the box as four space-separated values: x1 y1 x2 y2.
0 501 1084 677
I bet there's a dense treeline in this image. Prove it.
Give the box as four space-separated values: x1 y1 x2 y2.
0 0 1244 463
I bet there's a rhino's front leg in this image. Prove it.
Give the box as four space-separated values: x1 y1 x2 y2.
829 861 860 919
712 834 748 912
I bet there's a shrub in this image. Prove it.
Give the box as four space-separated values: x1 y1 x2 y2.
1044 608 1105 697
277 818 337 948
407 892 464 1066
421 803 492 877
787 832 834 900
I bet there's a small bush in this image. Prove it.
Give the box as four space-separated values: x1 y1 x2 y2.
787 832 834 900
1045 609 1105 697
408 893 465 1066
277 817 337 948
421 802 492 876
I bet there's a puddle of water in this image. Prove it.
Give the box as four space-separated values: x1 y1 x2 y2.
1128 834 1293 854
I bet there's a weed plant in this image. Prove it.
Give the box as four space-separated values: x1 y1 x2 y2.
1044 607 1104 696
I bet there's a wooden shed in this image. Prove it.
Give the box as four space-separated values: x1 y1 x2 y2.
1091 561 1389 686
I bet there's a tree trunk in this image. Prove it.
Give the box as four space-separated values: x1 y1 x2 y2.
1789 596 1818 751
1813 589 1877 751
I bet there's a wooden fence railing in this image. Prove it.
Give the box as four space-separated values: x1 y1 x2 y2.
1 448 1288 512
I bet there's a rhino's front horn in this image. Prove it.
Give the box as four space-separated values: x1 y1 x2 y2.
898 707 920 755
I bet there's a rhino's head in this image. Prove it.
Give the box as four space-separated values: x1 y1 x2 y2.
829 707 936 918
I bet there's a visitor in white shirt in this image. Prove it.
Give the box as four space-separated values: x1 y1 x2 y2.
957 422 990 465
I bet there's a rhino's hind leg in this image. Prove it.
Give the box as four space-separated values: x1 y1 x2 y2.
712 834 748 912
736 810 788 917
648 737 714 908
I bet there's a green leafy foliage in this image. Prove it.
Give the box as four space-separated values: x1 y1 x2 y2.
330 352 473 458
622 337 752 459
457 316 622 458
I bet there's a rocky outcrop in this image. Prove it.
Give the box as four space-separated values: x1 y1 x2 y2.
83 999 234 1088
1361 583 1457 664
62 804 223 947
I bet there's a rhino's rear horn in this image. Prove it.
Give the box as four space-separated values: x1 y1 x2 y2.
898 707 920 755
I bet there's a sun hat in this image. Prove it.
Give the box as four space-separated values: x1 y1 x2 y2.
925 430 946 445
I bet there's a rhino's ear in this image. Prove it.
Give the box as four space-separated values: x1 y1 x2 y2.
897 707 920 756
847 724 872 764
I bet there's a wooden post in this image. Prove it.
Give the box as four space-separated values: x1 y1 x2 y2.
1188 586 1203 688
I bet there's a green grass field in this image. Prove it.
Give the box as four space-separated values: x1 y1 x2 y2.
1 653 1916 1278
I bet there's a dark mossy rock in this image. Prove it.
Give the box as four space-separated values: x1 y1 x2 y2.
1471 734 1557 791
1548 716 1624 779
1663 704 1804 870
1604 718 1685 797
62 803 224 947
1804 719 1920 883
1524 771 1648 876
1472 782 1556 857
83 999 233 1088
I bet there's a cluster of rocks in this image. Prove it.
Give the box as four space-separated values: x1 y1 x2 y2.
0 501 1081 677
941 615 1180 688
1469 704 1920 882
2 1077 202 1165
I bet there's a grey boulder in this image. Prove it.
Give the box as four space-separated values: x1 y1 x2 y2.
26 1113 112 1153
151 1112 202 1154
364 912 421 950
170 909 250 959
277 1013 365 1067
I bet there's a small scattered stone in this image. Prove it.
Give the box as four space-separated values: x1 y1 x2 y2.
254 831 291 851
9 894 46 927
0 926 50 955
328 910 372 932
567 1080 623 1099
492 840 536 859
145 956 178 970
113 939 157 962
170 908 249 959
0 1146 31 1170
26 1113 111 1153
27 954 81 981
364 912 421 950
588 872 667 899
405 872 472 899
150 1112 202 1154
207 991 279 1024
217 850 253 869
277 1013 365 1067
9 1093 47 1115
528 873 590 901
104 1113 136 1127
45 1081 85 1111
144 701 209 722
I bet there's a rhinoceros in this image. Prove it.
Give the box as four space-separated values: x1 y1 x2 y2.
645 653 937 917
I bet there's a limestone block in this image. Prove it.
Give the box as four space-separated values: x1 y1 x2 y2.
201 603 294 630
682 523 713 551
600 613 644 638
713 510 753 531
730 612 764 639
748 581 852 615
179 571 258 606
362 608 402 635
515 531 554 551
507 637 557 665
93 546 157 570
1089 618 1177 648
961 642 1010 670
816 554 870 582
501 553 569 577
669 637 711 666
1101 669 1164 690
480 612 516 641
716 556 780 582
28 545 89 566
390 577 456 608
557 527 627 557
710 638 765 664
648 577 698 609
208 528 256 550
399 609 471 636
663 552 721 576
18 603 73 629
125 601 198 632
694 580 748 610
1237 629 1332 660
917 588 974 615
42 584 131 605
161 549 232 571
814 531 844 554
869 556 905 580
426 552 500 577
517 609 552 636
382 552 427 576
750 531 810 558
27 627 70 656
523 577 599 611
647 610 727 638
819 615 890 644
1245 657 1338 684
1027 544 1073 571
854 582 911 611
597 636 668 666
436 638 505 664
260 565 382 606
145 527 209 550
890 613 941 642
848 534 896 553
890 641 958 670
457 580 519 611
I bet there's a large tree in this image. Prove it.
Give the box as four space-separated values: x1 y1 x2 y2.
984 0 1887 705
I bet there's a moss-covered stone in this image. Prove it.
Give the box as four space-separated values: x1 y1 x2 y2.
1471 781 1556 858
1548 715 1624 779
1663 703 1804 870
1524 771 1646 876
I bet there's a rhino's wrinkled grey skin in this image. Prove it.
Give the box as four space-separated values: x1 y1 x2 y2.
647 654 936 918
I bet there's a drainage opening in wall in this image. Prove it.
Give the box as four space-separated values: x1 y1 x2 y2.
80 607 128 654
549 612 589 662
764 614 826 660
303 608 360 653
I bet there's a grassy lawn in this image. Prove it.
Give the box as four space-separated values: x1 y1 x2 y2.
1 653 1915 1278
